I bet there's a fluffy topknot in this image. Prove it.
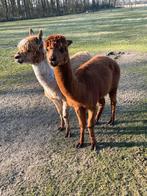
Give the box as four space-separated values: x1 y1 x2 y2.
45 34 67 48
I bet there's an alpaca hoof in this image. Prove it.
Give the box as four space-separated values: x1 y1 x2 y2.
76 143 84 149
91 144 96 151
95 121 100 125
65 132 71 138
58 127 65 131
107 120 114 126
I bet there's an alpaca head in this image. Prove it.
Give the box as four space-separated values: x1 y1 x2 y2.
45 34 72 67
14 29 45 64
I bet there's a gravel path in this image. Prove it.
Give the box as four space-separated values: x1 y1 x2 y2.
0 53 146 196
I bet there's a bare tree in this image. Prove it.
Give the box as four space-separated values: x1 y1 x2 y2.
0 0 122 21
2 0 9 20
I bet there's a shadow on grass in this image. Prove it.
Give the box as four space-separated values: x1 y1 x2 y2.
0 87 43 96
68 141 147 152
95 125 147 135
97 141 147 150
0 69 43 95
116 119 147 124
1 82 146 150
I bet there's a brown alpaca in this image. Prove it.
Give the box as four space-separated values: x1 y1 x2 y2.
45 34 120 150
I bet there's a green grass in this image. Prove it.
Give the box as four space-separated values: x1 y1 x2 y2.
0 7 147 196
1 7 147 52
1 7 147 92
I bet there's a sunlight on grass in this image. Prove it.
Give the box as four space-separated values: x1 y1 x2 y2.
0 7 147 52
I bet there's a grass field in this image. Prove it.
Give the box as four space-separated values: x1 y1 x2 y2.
1 7 147 92
0 7 147 196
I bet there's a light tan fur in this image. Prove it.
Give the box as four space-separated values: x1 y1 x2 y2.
15 29 92 137
45 34 120 150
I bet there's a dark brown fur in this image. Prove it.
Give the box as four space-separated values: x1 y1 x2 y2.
45 34 120 150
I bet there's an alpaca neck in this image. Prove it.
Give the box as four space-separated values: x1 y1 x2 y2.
32 59 61 98
54 59 84 103
32 59 54 84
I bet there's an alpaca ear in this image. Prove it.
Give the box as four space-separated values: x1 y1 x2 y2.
67 40 72 46
38 30 43 40
29 28 34 35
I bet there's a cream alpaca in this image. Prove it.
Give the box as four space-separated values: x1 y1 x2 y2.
15 29 92 137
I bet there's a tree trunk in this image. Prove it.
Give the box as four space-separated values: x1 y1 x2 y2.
3 0 9 20
17 0 22 17
23 0 31 19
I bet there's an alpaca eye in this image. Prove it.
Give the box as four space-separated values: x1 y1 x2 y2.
46 48 48 51
36 39 40 45
59 48 64 53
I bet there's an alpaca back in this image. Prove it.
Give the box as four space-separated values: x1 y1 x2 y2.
75 55 120 103
70 51 92 71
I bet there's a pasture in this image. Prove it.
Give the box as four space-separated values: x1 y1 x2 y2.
0 7 147 195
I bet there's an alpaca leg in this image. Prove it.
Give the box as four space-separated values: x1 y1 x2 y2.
75 107 86 148
53 99 65 131
95 97 105 124
108 89 117 125
62 101 70 138
87 108 97 150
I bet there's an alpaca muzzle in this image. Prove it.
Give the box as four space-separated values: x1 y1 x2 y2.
49 56 58 67
14 54 20 59
14 54 24 64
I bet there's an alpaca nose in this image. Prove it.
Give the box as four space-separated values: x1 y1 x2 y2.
50 56 56 62
14 54 20 59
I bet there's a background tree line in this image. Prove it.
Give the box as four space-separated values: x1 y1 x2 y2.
0 0 119 21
